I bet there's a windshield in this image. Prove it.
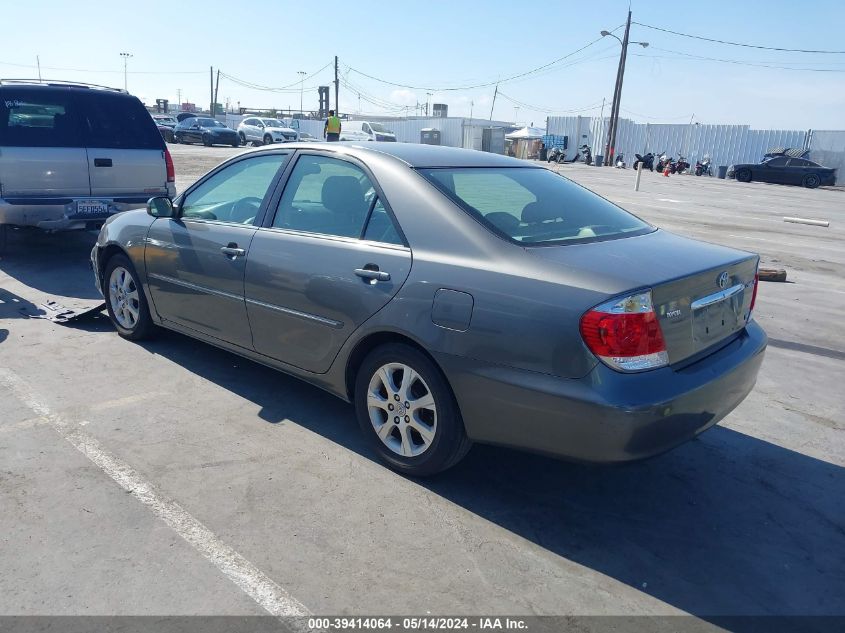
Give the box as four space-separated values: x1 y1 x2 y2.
262 119 285 128
196 118 224 127
369 123 391 133
419 167 653 245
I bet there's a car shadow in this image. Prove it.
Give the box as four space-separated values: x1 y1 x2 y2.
131 328 844 622
0 229 101 300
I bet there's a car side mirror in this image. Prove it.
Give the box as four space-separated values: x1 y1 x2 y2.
147 196 174 218
257 123 265 129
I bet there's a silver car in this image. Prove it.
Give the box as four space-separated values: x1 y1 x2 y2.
91 143 766 476
0 80 175 252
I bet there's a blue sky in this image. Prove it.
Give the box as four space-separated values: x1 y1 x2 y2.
2 0 844 129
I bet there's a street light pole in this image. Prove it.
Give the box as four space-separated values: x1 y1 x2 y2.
601 13 648 166
297 71 306 116
119 52 133 92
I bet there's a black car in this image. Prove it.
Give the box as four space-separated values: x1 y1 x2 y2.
727 155 836 188
173 117 240 147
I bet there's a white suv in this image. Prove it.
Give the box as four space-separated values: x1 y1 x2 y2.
237 117 299 146
0 80 175 252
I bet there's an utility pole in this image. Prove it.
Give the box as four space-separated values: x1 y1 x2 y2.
297 70 306 116
513 105 520 123
334 56 339 116
607 12 631 166
425 92 433 116
213 69 221 118
36 55 42 82
209 66 214 115
177 88 182 110
489 83 498 121
120 52 132 91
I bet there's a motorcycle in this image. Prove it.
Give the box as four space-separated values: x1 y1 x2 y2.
695 155 713 176
581 144 593 166
546 147 566 164
655 152 669 172
633 152 655 171
615 153 626 168
675 155 690 174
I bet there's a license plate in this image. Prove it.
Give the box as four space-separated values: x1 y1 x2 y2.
73 201 110 217
692 292 744 344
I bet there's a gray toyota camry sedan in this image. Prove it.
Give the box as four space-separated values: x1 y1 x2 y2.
91 143 766 476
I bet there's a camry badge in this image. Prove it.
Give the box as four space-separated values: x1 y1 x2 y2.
718 272 729 289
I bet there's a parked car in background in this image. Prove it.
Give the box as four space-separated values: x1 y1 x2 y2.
91 142 765 476
298 131 323 142
237 117 299 146
0 79 174 252
339 120 397 142
156 124 174 143
173 117 240 147
152 114 177 128
728 155 836 188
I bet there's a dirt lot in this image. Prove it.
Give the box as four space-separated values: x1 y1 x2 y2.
0 143 842 622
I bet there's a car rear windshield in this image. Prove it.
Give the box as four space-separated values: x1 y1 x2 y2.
419 167 653 245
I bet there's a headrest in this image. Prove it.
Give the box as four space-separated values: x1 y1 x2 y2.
321 176 365 213
521 201 562 223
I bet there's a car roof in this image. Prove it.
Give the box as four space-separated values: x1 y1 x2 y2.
253 141 537 168
0 80 131 96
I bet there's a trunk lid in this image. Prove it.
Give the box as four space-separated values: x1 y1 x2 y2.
526 229 758 365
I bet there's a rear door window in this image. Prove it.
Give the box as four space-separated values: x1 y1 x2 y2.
271 154 375 239
78 92 163 149
0 88 83 147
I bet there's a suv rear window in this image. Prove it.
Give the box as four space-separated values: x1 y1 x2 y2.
79 92 163 150
419 167 653 245
0 89 83 147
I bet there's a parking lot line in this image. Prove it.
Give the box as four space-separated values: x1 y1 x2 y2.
0 367 311 619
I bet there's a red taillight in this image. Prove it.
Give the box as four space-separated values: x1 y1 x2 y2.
749 273 759 313
164 147 175 183
579 291 668 372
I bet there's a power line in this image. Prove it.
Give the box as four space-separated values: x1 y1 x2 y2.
220 62 334 93
633 49 845 72
0 59 203 74
498 91 606 115
343 33 619 91
633 21 845 54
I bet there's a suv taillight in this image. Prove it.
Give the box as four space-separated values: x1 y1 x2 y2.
164 147 175 183
579 291 668 372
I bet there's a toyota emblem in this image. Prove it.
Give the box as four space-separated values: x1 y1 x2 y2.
718 272 729 289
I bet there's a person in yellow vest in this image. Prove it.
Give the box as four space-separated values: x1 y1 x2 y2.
324 110 341 142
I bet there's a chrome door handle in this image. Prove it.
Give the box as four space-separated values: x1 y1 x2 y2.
354 268 390 282
221 245 246 257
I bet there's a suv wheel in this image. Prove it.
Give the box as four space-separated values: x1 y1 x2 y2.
263 134 273 145
354 343 471 476
104 253 157 341
238 132 247 146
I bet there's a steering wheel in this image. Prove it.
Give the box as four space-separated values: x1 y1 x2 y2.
230 196 263 224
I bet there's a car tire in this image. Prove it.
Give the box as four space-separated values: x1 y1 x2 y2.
103 253 157 341
354 343 471 477
202 134 212 147
736 169 752 183
803 174 821 189
238 132 247 146
263 134 273 145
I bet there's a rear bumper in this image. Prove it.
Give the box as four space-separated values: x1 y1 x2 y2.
435 321 767 463
0 197 153 231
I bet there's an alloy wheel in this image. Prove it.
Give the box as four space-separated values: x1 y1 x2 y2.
108 266 140 330
367 363 437 457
